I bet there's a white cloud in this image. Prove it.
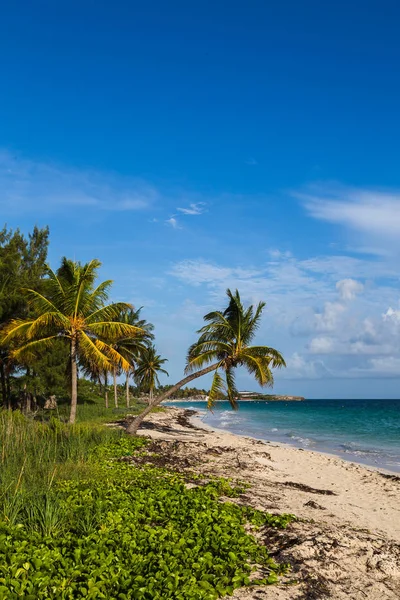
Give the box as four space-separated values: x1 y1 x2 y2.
309 336 334 354
269 249 292 259
177 202 206 215
299 184 400 238
283 352 330 379
168 252 400 380
369 356 400 375
169 260 258 286
336 278 364 301
314 302 345 332
383 306 400 324
165 217 181 229
0 150 158 213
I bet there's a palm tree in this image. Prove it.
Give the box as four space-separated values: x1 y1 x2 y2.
126 289 285 434
2 258 145 423
134 345 169 404
108 308 154 408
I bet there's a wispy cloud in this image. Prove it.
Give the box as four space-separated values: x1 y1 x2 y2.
165 217 181 229
176 202 206 215
245 157 258 166
0 149 158 214
297 183 400 239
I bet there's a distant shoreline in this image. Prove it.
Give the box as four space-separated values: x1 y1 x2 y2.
163 395 305 403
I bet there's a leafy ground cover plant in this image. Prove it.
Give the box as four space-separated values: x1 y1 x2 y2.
0 414 294 599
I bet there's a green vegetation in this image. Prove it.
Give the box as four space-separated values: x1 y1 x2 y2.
0 226 291 598
158 385 209 399
134 344 169 403
3 258 146 423
0 225 49 410
1 226 285 428
0 411 293 599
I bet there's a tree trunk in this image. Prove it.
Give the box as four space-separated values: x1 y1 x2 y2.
113 367 118 408
104 373 109 409
5 374 11 410
126 363 219 435
126 373 130 408
69 337 78 424
0 363 8 410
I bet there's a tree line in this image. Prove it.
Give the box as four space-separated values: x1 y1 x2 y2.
0 226 167 422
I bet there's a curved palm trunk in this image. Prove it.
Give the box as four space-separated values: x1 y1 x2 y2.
125 372 130 408
126 362 218 435
69 337 78 424
113 367 118 408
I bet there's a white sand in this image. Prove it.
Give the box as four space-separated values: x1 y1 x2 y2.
134 407 400 599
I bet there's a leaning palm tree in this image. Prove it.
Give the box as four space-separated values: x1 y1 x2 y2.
126 289 285 434
134 345 169 404
2 258 145 423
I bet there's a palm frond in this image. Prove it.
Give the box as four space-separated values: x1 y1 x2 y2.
241 301 266 345
1 319 36 344
241 354 274 388
88 321 144 340
22 288 61 315
187 339 231 358
92 338 132 372
242 346 286 368
185 349 223 374
11 336 61 364
207 370 226 410
224 367 239 410
80 280 114 317
79 333 117 372
86 302 134 324
28 312 71 339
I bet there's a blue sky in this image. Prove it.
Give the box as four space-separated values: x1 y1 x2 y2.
2 0 400 398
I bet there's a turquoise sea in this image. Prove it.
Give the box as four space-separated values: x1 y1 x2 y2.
168 399 400 473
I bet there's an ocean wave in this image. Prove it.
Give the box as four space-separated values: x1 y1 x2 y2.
286 432 315 447
219 417 242 426
339 442 384 456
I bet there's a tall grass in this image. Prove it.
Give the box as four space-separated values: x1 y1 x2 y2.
0 411 124 527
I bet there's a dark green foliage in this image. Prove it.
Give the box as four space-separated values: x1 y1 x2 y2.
0 225 50 408
158 385 211 399
0 414 294 599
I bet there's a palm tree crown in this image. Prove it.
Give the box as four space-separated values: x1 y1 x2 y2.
186 289 285 409
2 258 145 422
127 289 285 433
135 345 168 402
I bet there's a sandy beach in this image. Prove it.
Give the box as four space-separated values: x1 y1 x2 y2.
134 406 400 600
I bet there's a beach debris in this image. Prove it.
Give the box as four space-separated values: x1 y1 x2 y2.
304 500 327 510
280 481 338 496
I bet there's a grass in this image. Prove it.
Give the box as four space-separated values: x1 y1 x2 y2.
0 403 294 599
41 378 147 424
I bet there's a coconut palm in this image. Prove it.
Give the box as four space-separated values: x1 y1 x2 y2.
2 258 145 423
126 289 285 434
108 308 154 408
134 345 169 404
